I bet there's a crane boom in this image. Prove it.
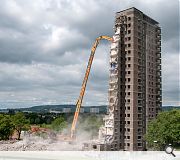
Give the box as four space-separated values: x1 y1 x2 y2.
71 35 113 138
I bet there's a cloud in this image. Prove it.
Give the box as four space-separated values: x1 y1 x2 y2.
162 53 180 105
0 0 179 108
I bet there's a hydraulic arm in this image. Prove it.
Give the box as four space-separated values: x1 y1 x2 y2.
71 36 113 138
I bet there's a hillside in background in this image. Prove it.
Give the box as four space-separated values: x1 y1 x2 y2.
0 104 107 114
0 105 179 114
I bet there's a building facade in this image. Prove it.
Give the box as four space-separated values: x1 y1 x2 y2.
98 7 161 151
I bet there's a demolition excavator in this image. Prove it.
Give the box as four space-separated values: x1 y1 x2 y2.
70 36 113 139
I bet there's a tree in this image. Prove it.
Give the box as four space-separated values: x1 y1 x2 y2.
12 112 30 140
34 117 41 124
145 109 180 150
51 117 67 132
0 114 14 140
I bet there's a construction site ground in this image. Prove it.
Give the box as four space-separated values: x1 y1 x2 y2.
0 137 83 151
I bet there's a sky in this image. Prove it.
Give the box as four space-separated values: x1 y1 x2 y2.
0 0 179 109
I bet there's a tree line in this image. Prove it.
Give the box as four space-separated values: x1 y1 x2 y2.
0 112 103 141
0 112 67 140
0 110 179 150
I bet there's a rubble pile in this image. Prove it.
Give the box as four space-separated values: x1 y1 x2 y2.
0 136 83 151
0 140 47 151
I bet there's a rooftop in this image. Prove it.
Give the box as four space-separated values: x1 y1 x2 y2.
116 7 159 25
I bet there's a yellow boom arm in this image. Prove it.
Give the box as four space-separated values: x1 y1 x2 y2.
71 35 113 138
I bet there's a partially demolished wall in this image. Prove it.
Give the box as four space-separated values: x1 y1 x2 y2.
98 15 127 151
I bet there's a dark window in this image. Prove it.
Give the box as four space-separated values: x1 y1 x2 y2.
128 50 131 54
128 23 131 27
127 114 130 117
128 37 131 41
128 17 131 21
93 145 97 149
138 128 141 132
128 30 131 34
138 143 142 147
128 71 131 74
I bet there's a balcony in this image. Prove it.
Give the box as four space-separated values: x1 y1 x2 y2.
157 47 161 52
138 95 143 99
157 79 161 84
157 59 161 64
157 72 161 77
156 35 161 39
157 65 161 70
156 29 161 34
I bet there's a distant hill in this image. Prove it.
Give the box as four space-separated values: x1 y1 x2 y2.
0 105 179 114
162 106 180 111
0 104 108 114
20 104 77 112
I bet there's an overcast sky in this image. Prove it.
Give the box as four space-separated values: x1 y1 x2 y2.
0 0 179 108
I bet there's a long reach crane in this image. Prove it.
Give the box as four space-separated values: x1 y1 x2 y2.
70 36 113 139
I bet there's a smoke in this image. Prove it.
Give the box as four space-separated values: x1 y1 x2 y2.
77 114 104 140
